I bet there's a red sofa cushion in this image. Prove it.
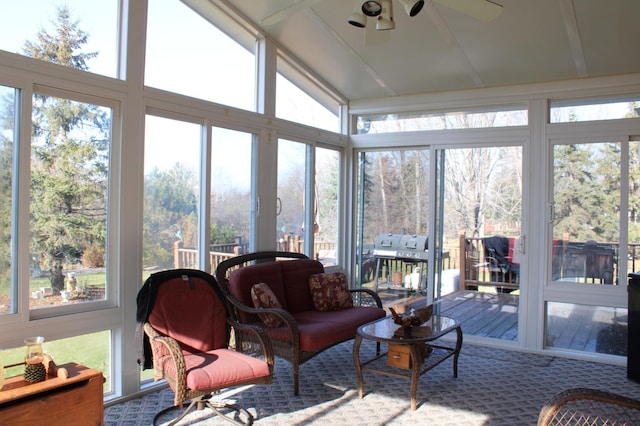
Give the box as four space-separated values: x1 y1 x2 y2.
292 307 386 351
229 262 288 311
280 259 324 314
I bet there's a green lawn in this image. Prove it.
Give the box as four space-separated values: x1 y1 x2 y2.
1 270 157 392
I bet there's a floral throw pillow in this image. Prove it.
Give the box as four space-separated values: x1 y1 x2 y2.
250 283 283 328
308 272 353 312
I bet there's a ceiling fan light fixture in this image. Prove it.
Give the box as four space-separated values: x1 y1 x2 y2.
361 1 383 17
376 0 395 30
348 12 367 28
349 0 368 27
399 0 425 17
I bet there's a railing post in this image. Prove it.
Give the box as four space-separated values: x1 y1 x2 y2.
174 241 183 269
459 231 467 290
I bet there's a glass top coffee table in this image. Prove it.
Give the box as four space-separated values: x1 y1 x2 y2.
353 314 463 410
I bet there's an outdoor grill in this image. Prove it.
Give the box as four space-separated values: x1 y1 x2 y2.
371 233 429 292
372 233 428 261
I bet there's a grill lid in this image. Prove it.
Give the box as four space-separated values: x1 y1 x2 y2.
373 233 428 260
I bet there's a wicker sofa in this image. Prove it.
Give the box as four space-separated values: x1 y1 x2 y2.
538 387 640 425
215 251 386 395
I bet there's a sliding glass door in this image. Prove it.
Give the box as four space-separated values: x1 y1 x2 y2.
545 137 638 356
435 145 523 342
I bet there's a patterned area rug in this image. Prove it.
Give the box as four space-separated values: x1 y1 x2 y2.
105 340 640 425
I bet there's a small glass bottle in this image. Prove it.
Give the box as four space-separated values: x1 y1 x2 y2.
24 336 46 383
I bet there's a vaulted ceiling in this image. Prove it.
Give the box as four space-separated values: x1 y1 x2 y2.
220 0 640 102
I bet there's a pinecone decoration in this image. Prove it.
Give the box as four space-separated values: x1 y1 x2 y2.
24 362 46 383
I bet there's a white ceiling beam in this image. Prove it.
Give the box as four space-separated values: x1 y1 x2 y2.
558 0 588 78
425 0 485 87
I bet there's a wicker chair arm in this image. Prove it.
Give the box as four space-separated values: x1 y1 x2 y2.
228 319 275 370
538 387 640 426
224 293 301 349
143 322 187 385
350 288 383 308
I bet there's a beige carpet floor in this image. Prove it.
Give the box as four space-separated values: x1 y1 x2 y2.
105 340 640 425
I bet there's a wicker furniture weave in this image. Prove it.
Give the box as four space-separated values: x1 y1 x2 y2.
538 387 640 425
138 269 274 426
215 251 385 396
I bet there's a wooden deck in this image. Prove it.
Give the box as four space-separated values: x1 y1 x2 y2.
375 288 627 355
375 287 519 342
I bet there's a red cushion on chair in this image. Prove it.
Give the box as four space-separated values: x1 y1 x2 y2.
185 349 270 391
148 274 227 352
156 349 271 391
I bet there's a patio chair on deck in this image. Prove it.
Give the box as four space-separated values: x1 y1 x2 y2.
560 240 615 284
137 269 273 426
481 236 519 291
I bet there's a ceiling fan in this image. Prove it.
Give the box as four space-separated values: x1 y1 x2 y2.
260 0 503 28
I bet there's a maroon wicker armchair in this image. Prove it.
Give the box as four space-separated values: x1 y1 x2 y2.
138 269 273 425
538 387 640 425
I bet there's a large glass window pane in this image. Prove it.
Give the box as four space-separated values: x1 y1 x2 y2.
356 108 528 134
143 115 201 277
0 1 119 78
445 147 523 291
356 149 431 291
29 93 111 310
277 139 307 253
442 147 522 341
1 331 111 393
546 302 627 356
209 127 254 268
631 140 640 276
314 147 340 265
550 97 640 123
0 86 17 316
276 74 340 132
552 142 620 284
146 0 256 111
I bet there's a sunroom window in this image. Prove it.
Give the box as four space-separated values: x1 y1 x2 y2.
0 85 17 316
145 0 257 111
276 54 341 133
29 90 113 313
356 106 528 134
550 96 640 123
0 1 119 79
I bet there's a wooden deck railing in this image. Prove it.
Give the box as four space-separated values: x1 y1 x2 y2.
459 231 640 290
173 236 337 272
173 233 640 290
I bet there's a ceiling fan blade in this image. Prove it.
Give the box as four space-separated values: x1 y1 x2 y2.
260 0 324 26
365 22 392 46
433 0 503 21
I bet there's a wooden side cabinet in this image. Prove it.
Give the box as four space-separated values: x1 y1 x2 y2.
0 363 105 426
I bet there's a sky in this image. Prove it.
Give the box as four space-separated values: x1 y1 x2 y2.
1 0 118 77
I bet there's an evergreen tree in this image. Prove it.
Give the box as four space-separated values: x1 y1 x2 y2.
25 6 108 268
143 165 198 268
